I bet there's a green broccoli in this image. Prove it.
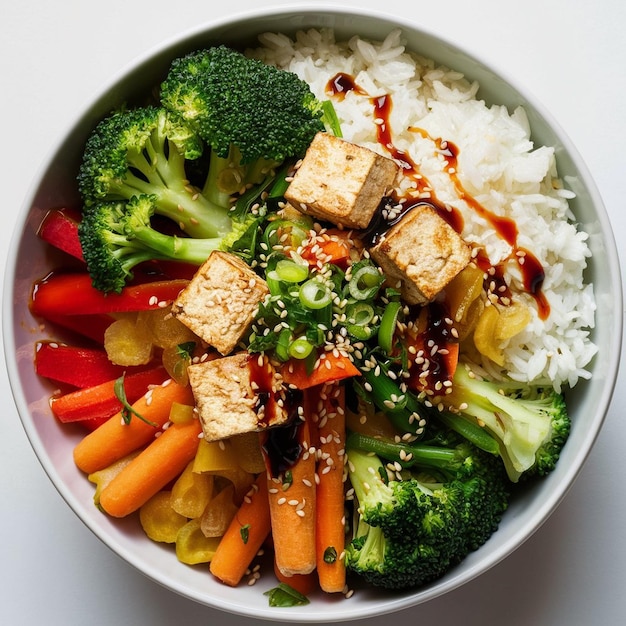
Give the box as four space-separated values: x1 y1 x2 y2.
159 45 327 187
76 45 335 293
78 195 252 293
344 429 509 589
444 364 571 482
77 105 233 239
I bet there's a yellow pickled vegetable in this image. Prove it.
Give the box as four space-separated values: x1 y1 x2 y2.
169 401 195 425
217 467 256 503
229 432 266 474
139 491 187 543
104 316 153 366
175 519 221 564
473 302 531 365
137 308 198 349
88 451 140 507
171 461 214 519
200 484 238 538
193 438 240 473
445 264 485 340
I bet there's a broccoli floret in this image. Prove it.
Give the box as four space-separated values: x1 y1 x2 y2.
159 45 327 179
445 364 571 482
77 105 233 240
78 195 250 293
345 431 509 590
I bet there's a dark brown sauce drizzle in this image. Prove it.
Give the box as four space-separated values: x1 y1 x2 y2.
325 72 550 320
248 354 304 477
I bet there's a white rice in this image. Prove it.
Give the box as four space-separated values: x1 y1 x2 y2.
250 28 597 392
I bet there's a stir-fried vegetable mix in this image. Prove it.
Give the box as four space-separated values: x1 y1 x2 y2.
30 40 575 603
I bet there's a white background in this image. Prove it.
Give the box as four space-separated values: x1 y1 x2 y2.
1 1 625 624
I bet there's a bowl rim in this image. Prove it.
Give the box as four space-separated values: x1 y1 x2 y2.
3 3 623 622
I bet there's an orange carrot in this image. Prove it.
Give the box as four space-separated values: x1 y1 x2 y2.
273 557 319 596
98 417 202 517
312 384 347 593
406 322 460 394
210 473 272 587
262 418 317 577
301 228 354 268
73 379 194 474
281 351 361 390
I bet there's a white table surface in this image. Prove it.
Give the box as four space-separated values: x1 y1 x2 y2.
2 1 625 624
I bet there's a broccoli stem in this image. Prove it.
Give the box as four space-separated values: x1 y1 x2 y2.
117 127 233 239
129 223 222 264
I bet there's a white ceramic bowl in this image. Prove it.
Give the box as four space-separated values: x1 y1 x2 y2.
3 5 622 623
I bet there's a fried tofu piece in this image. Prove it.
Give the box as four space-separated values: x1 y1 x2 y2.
370 203 471 305
187 353 290 441
284 131 399 229
171 251 268 355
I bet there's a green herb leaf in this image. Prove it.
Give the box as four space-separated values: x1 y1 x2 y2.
114 373 157 426
282 470 293 491
176 341 196 359
240 524 251 544
264 583 310 607
323 546 338 564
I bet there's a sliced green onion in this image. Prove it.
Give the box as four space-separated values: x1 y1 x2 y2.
346 302 375 326
378 301 402 354
275 328 292 362
275 259 309 283
265 270 283 296
348 265 383 300
299 279 332 310
288 337 314 360
346 323 376 341
264 219 310 250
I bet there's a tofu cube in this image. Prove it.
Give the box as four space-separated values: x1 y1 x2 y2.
370 204 471 305
187 353 290 441
171 251 268 355
284 132 399 229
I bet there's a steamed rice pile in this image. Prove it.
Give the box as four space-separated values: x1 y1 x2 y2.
250 28 597 393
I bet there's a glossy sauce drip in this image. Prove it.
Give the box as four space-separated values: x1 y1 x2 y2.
440 140 549 318
260 420 304 478
415 300 457 392
249 355 304 477
326 71 550 320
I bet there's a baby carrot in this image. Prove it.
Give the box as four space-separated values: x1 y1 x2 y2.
209 473 271 587
273 557 319 596
313 383 347 593
73 379 194 474
98 417 202 518
263 418 317 577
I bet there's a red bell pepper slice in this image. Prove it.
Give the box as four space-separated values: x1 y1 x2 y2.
30 273 189 317
50 366 169 426
42 313 112 345
37 208 85 262
35 342 153 389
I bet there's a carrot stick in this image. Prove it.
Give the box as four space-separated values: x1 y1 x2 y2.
281 351 360 390
210 474 271 587
73 379 194 474
98 417 202 517
313 384 347 593
262 418 317 577
273 558 319 596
